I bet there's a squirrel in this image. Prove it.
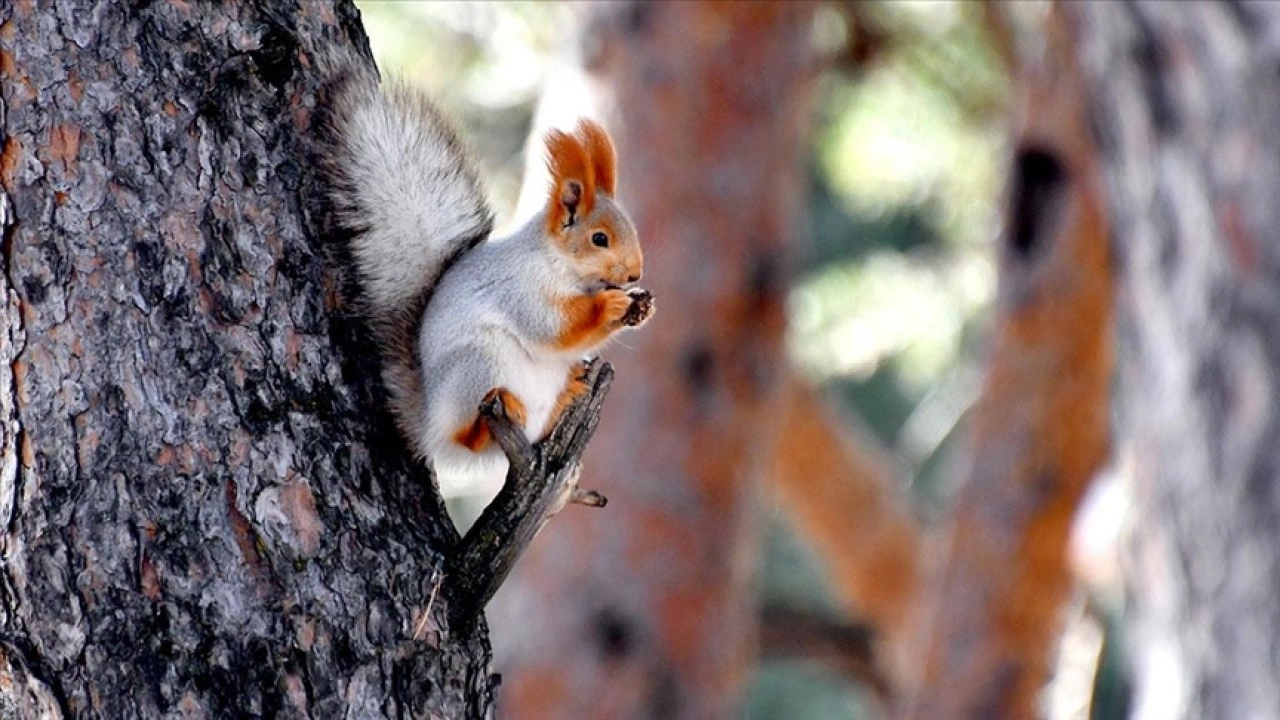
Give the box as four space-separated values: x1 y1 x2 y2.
313 61 654 499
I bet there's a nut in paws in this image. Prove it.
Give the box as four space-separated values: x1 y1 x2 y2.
621 288 654 327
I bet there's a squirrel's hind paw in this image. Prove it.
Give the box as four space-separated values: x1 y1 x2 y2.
480 387 528 429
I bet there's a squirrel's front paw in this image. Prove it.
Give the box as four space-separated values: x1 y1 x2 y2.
600 288 634 325
621 288 654 328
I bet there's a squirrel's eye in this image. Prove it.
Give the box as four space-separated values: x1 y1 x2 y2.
591 232 609 248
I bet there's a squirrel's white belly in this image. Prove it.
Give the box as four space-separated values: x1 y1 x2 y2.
505 354 569 441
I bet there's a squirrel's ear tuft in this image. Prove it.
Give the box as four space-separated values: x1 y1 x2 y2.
545 128 595 233
577 120 617 196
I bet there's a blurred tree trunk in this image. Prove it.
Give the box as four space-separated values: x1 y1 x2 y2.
0 2 497 717
769 377 921 687
489 3 815 719
900 6 1114 719
1068 3 1280 718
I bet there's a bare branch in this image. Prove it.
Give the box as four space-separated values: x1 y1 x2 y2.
443 359 614 631
760 605 893 706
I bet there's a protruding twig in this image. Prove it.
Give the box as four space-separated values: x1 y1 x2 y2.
570 488 608 507
412 566 443 642
443 359 615 632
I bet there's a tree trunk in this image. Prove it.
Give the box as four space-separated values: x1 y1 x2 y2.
897 6 1113 718
488 4 816 719
1068 3 1280 718
0 2 523 716
768 376 920 690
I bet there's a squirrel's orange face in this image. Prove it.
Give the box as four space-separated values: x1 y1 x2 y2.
556 196 642 290
545 120 644 291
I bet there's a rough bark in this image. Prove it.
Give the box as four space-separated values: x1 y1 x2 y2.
488 3 816 719
0 2 606 717
900 6 1114 719
1068 3 1280 718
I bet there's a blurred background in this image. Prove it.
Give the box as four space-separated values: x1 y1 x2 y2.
355 2 1142 719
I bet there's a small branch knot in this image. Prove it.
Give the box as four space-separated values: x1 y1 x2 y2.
571 488 608 507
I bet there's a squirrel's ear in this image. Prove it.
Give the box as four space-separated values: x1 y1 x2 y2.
545 128 595 233
577 120 617 196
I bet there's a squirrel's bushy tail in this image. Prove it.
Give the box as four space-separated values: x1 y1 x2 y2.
313 59 494 456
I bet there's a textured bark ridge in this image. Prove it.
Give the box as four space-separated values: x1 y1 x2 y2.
1069 4 1280 719
0 1 598 717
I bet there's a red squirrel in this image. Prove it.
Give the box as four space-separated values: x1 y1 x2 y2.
315 61 654 499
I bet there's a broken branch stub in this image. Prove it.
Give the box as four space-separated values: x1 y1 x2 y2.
443 359 615 631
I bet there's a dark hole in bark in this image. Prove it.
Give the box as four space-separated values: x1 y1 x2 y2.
1009 146 1067 259
594 608 636 660
21 277 46 305
624 2 654 34
682 344 713 390
40 240 69 283
748 247 785 310
250 23 298 91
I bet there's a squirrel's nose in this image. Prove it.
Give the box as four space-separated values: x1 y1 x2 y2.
628 272 642 283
